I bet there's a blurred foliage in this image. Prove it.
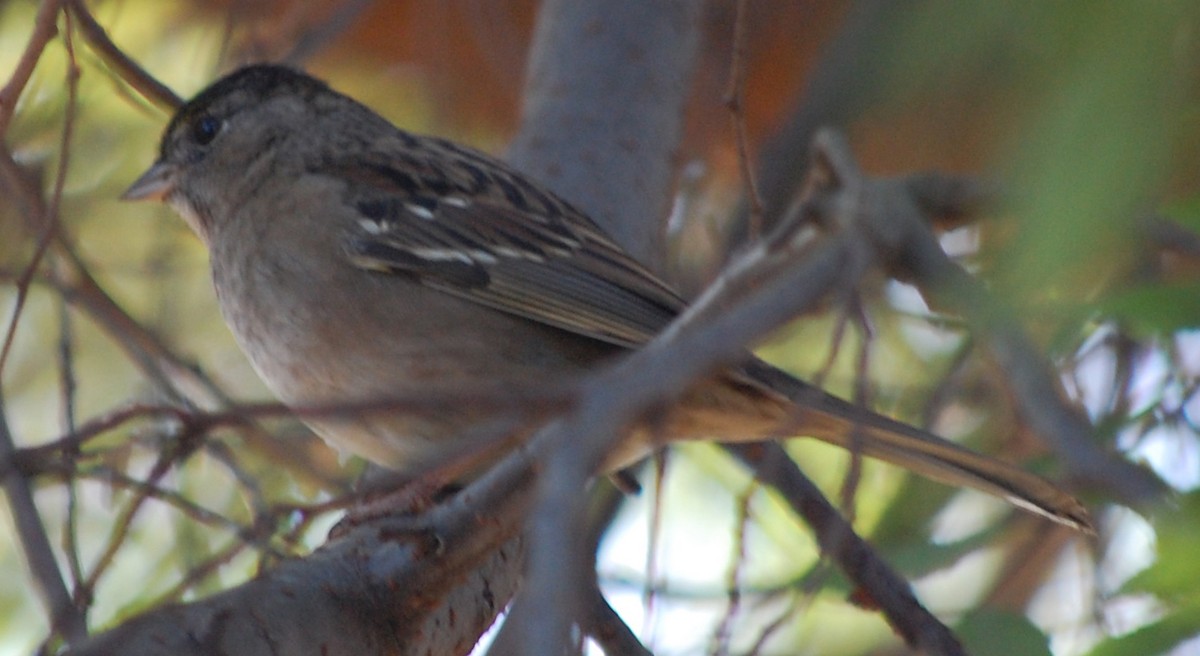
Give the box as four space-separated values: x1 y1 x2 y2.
1 1 1199 655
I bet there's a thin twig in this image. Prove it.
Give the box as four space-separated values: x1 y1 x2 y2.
57 284 86 608
79 426 204 598
0 51 78 375
66 467 255 539
0 393 88 643
640 452 667 642
709 478 757 656
724 0 764 238
0 10 90 644
0 0 63 136
581 582 652 656
53 10 84 584
67 0 182 111
839 298 874 524
728 443 966 655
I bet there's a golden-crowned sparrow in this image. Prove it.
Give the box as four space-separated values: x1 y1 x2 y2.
124 64 1089 530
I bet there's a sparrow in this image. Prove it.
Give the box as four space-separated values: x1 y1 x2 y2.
123 64 1090 531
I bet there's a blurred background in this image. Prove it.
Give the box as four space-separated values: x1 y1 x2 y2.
2 1 1199 654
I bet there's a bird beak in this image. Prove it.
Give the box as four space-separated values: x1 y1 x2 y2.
121 161 176 201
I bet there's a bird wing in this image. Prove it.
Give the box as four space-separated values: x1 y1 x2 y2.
326 137 1094 533
331 138 685 348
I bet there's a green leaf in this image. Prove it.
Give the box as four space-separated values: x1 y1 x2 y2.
958 609 1052 656
1161 196 1200 235
1096 283 1200 334
1085 606 1200 656
1125 493 1200 600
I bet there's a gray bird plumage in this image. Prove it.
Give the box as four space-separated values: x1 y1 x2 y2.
124 64 1091 532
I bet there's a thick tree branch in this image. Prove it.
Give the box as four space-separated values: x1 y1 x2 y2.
507 0 702 269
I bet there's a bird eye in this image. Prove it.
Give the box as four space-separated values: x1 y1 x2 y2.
190 115 222 146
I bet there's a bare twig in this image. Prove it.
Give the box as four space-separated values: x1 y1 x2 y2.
728 443 966 656
709 477 757 656
0 394 88 643
0 10 91 644
730 1 912 248
57 293 86 602
641 453 667 638
0 41 78 376
67 0 183 111
0 0 63 136
80 422 207 597
839 299 874 523
51 9 87 609
582 582 652 656
724 0 764 238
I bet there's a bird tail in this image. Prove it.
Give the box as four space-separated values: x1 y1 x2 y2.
726 360 1093 533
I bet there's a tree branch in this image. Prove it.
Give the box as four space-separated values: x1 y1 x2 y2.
507 0 703 270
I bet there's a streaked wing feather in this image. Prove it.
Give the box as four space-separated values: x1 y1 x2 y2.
335 149 685 348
